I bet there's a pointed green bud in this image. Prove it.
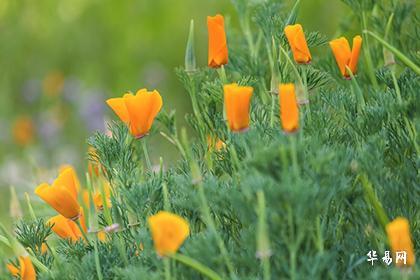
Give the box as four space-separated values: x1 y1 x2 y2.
185 19 197 73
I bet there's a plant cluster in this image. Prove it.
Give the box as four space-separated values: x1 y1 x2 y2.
0 0 419 279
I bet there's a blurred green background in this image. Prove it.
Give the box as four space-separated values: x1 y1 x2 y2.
0 0 348 224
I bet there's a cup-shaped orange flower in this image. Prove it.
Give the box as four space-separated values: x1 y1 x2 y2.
207 14 228 68
58 165 81 197
47 214 84 242
284 24 312 64
148 211 190 256
224 83 253 132
386 217 416 267
106 89 163 139
279 84 299 133
329 36 362 78
7 256 36 280
35 168 81 220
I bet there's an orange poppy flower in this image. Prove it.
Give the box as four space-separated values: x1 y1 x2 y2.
47 214 84 242
7 256 36 280
386 217 416 267
284 24 312 64
329 35 362 78
106 89 163 139
224 83 253 132
58 165 81 196
148 211 190 256
279 84 299 133
35 168 81 220
207 14 228 68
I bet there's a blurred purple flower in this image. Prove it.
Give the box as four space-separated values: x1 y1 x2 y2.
62 77 82 104
79 90 106 132
37 111 62 147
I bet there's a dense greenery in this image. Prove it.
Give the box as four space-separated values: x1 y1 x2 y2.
1 0 419 279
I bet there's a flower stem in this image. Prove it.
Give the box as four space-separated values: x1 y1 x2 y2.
361 12 379 89
217 65 227 84
142 138 152 170
76 219 91 246
164 257 171 280
24 192 37 220
359 174 389 232
256 191 271 280
364 30 420 75
93 240 103 280
171 253 222 280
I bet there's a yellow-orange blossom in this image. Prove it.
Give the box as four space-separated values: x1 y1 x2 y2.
279 84 299 133
148 211 190 256
106 89 162 139
35 167 81 220
284 24 312 64
48 214 86 243
329 35 362 78
386 217 416 267
224 83 253 132
7 256 36 280
207 14 228 68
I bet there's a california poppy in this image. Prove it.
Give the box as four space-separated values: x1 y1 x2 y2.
106 89 163 139
35 168 81 220
224 83 253 132
47 214 84 242
284 24 312 64
208 14 228 68
148 211 190 256
386 217 416 267
279 84 299 133
329 36 362 78
7 256 36 280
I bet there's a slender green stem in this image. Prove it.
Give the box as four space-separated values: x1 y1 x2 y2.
197 184 235 276
171 253 222 280
346 66 365 108
217 65 227 84
361 13 379 89
181 129 235 276
27 250 50 274
94 241 103 280
76 219 91 246
162 181 170 211
142 139 152 170
364 30 420 75
289 135 299 177
359 174 389 232
285 0 301 25
279 44 304 88
164 257 171 280
24 192 37 220
270 94 276 127
256 191 271 280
